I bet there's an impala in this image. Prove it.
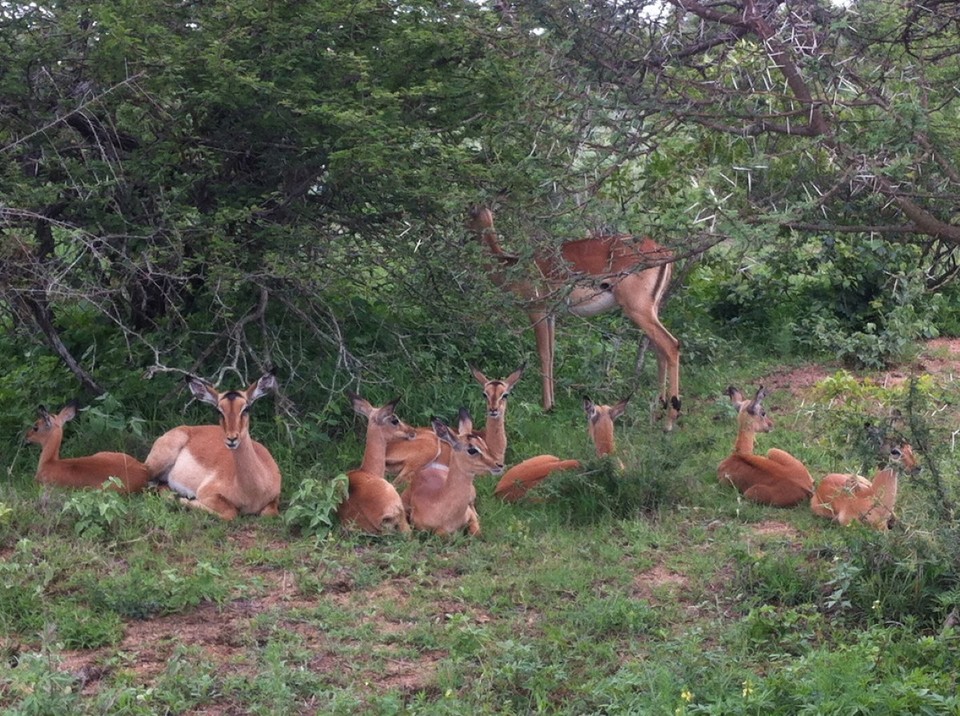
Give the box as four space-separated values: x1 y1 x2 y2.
811 441 918 531
466 205 680 430
145 372 282 520
402 408 503 536
470 363 525 464
26 402 150 493
337 393 414 534
384 364 523 486
493 395 627 502
717 386 813 507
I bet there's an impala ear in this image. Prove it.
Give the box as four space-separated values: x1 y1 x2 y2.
37 405 53 425
458 407 474 435
583 396 597 419
348 391 374 418
248 372 278 404
382 397 402 415
470 365 489 387
58 401 79 423
746 386 766 415
609 399 629 422
432 418 457 446
505 362 526 387
186 375 220 406
725 386 746 411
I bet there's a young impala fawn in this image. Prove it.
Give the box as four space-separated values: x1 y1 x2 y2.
470 363 525 464
493 396 628 502
717 386 813 507
145 372 282 520
402 409 504 537
383 364 523 487
337 393 415 534
811 441 918 531
26 402 150 493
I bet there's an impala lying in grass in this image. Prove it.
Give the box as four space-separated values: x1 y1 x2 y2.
146 372 282 520
402 409 503 537
338 392 414 535
717 386 813 507
811 441 918 531
494 396 628 502
26 401 150 493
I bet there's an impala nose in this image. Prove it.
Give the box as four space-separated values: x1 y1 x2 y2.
225 436 240 450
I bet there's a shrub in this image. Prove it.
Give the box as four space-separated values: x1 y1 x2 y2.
283 473 348 538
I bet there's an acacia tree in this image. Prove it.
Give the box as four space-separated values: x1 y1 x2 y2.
513 0 960 280
0 1 556 400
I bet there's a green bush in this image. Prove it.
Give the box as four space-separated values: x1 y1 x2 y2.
283 473 349 538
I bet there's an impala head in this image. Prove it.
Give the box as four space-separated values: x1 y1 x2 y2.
583 396 629 457
25 401 79 445
432 411 504 477
471 363 525 419
348 392 416 442
187 372 277 450
884 441 920 475
465 205 496 234
727 385 773 433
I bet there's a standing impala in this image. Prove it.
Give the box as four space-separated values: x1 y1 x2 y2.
26 402 151 493
494 395 628 502
145 372 282 520
466 206 680 430
717 386 813 507
338 392 415 534
811 441 918 531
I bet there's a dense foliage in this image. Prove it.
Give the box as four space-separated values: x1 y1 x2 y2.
2 4 960 710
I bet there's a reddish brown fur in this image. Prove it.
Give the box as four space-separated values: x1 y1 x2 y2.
494 396 626 501
338 394 414 534
26 402 150 493
811 443 917 531
470 363 525 464
493 456 582 502
145 373 282 520
466 206 680 430
717 386 813 507
402 410 503 536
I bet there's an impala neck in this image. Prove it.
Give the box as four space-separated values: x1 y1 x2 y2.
484 413 507 464
870 467 899 511
590 422 616 458
733 428 757 455
36 430 64 472
359 421 388 479
230 435 269 486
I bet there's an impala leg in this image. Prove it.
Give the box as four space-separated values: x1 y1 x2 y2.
258 499 280 517
178 493 239 520
530 311 555 412
623 307 680 430
465 506 481 536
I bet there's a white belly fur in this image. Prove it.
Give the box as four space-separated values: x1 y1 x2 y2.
165 451 207 498
566 286 618 317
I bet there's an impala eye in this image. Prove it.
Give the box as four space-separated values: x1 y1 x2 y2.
390 416 400 426
467 446 480 456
